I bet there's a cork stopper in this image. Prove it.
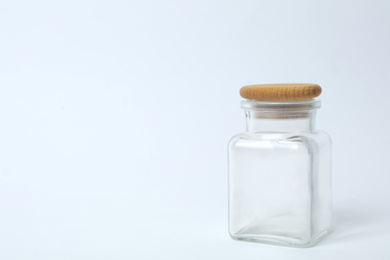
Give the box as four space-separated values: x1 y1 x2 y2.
240 83 322 101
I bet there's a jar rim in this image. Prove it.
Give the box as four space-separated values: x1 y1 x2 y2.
241 99 321 111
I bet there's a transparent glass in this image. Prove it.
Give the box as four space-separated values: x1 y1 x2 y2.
228 100 332 247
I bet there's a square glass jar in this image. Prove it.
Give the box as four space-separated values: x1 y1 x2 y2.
228 99 332 247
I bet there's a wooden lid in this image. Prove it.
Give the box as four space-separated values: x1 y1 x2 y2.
240 83 322 101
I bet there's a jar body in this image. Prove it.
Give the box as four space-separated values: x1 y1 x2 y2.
228 101 332 247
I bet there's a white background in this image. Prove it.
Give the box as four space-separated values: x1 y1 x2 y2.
1 0 390 259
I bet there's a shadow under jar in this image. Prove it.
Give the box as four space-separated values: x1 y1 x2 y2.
228 84 332 247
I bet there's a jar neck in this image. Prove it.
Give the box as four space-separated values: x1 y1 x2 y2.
241 100 320 133
245 110 316 133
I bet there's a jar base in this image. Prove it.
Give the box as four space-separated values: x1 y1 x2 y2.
230 228 332 248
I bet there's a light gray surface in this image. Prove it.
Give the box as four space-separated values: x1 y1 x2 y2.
1 0 389 259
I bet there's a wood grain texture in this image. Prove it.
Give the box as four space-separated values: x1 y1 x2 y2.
240 83 322 101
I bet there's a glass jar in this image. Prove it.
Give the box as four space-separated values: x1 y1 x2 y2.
228 85 332 247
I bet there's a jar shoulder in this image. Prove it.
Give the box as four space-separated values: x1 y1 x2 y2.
311 130 332 147
228 131 331 151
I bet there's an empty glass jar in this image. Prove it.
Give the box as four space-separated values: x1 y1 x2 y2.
228 84 332 247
